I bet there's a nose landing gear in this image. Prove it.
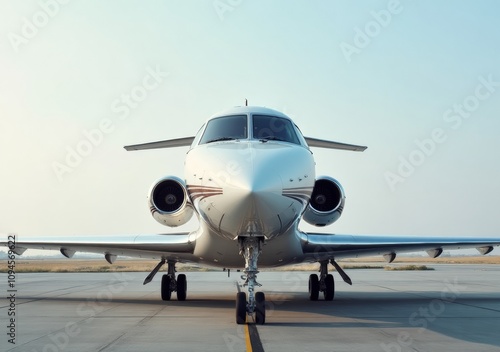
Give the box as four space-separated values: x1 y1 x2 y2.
236 237 266 324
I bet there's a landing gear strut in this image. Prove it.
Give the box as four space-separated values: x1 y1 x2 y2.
236 237 266 324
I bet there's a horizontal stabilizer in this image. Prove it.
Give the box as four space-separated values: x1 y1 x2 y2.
124 136 195 151
304 137 367 151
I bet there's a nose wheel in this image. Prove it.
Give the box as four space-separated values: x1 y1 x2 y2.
236 292 247 324
236 237 266 324
255 291 266 324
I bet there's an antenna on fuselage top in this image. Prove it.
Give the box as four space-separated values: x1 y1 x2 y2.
245 98 248 106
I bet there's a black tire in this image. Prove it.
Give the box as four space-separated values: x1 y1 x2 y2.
177 274 187 301
161 275 172 301
309 274 319 301
324 274 334 301
255 292 266 325
236 292 247 324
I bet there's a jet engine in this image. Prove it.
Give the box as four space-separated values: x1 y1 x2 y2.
148 176 194 227
302 176 345 227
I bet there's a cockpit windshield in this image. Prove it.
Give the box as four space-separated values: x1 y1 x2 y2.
198 114 302 146
199 115 248 144
252 115 301 145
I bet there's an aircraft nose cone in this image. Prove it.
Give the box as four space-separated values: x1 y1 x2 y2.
233 167 282 195
200 142 314 239
229 165 283 216
218 158 285 238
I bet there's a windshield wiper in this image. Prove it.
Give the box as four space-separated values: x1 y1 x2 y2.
206 137 236 144
259 136 286 142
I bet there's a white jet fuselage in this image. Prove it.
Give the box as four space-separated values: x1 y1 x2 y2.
183 107 316 267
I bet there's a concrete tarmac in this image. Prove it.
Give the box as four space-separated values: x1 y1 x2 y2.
1 264 500 351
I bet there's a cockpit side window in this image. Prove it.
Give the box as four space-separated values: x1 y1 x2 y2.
199 115 248 145
252 115 301 145
191 124 205 148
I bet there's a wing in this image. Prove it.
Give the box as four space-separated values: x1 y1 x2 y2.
298 232 500 262
304 137 367 151
124 136 195 151
3 233 198 263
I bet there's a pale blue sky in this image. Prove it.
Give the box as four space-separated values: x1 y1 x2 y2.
1 1 499 249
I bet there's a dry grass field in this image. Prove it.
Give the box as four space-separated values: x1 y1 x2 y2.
1 259 209 273
2 255 499 273
340 255 500 264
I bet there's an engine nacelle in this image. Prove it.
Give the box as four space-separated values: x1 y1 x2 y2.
302 176 345 227
148 176 194 227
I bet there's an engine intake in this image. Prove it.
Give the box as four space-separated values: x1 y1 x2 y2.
302 176 345 227
148 176 193 227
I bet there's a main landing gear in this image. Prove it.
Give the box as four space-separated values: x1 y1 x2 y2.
143 259 187 301
161 261 187 301
308 259 352 301
236 237 266 325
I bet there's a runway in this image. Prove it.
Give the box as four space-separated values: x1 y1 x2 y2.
1 265 500 351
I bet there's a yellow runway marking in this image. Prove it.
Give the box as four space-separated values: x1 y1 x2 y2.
245 323 265 352
245 324 253 352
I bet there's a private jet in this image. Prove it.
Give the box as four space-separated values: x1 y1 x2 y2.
5 106 500 324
